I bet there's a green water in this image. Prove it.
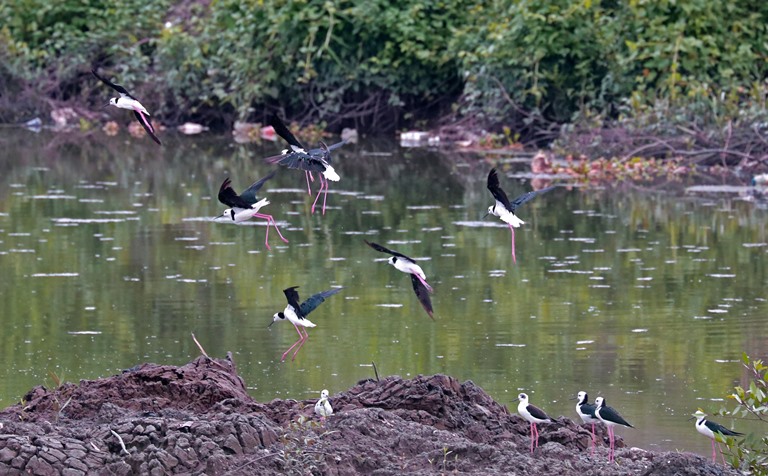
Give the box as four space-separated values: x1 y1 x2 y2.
0 130 765 458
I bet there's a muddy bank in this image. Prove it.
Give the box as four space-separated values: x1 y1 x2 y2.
0 355 738 475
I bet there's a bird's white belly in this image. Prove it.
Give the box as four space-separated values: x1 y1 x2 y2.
393 260 426 280
116 97 150 115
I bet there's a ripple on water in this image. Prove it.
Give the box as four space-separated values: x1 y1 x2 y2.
31 273 79 277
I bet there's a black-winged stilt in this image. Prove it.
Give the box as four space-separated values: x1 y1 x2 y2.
363 240 434 319
594 397 633 462
690 409 743 465
92 69 161 145
485 168 555 263
572 391 600 455
314 389 333 419
269 286 343 362
214 171 289 250
266 114 346 215
517 393 553 453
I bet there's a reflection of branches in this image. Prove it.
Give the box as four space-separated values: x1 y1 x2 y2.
559 120 768 167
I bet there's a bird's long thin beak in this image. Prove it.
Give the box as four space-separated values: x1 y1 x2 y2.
267 320 275 328
686 416 696 421
568 397 577 401
481 211 490 219
212 213 225 221
102 102 111 109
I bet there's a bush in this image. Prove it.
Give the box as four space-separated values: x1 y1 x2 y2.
717 353 768 474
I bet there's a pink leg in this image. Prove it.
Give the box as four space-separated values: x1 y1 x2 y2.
291 327 309 361
590 423 596 456
304 171 314 195
717 441 726 465
529 422 535 453
609 427 615 462
321 177 329 215
280 323 305 362
253 213 289 248
311 177 323 214
509 225 517 264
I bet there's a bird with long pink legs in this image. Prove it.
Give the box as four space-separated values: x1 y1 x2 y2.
690 409 743 465
517 393 554 454
269 286 343 362
92 69 162 145
214 171 289 250
594 397 634 463
266 114 347 215
572 391 600 456
364 240 434 320
484 168 555 263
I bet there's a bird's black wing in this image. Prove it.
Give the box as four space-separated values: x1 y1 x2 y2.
487 168 512 210
265 151 326 173
527 404 552 421
218 178 245 208
509 186 556 212
269 115 305 150
283 286 303 318
92 69 134 98
580 402 597 418
133 111 161 145
299 287 343 316
410 274 434 320
239 170 277 205
363 240 416 263
706 420 744 437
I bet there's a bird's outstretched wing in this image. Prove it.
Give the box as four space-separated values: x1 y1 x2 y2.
282 286 303 317
269 115 305 150
133 111 161 145
299 287 343 316
487 168 512 210
266 152 326 173
509 186 556 212
218 178 246 208
363 240 416 263
92 69 134 98
239 170 277 204
410 274 434 320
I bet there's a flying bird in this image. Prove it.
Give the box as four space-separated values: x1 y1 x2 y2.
364 240 434 319
314 389 333 419
485 168 555 263
517 393 553 454
92 69 161 145
594 397 633 463
690 409 743 465
214 171 288 250
571 391 600 455
266 114 347 215
269 286 343 362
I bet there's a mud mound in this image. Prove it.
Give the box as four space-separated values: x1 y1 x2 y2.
0 356 741 475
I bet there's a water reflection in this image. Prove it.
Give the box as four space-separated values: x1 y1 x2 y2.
0 130 766 459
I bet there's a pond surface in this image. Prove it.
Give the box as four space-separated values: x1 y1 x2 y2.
0 130 766 458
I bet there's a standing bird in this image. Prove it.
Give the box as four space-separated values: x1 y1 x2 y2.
690 409 743 465
485 168 555 263
92 69 161 145
214 171 289 250
594 397 633 463
571 391 600 455
314 389 333 419
269 286 343 362
517 393 553 454
363 240 434 319
266 114 347 215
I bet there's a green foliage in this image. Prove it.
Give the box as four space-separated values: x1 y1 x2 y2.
1 0 767 131
717 353 768 474
453 0 768 130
